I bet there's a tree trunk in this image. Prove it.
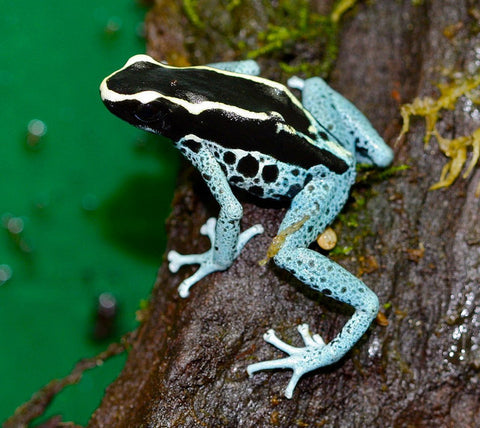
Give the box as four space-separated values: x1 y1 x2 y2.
90 0 480 426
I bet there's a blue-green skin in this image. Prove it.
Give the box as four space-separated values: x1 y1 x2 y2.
100 56 394 398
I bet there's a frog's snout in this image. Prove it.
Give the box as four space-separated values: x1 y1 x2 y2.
99 77 111 102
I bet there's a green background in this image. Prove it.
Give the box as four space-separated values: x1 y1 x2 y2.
0 0 178 424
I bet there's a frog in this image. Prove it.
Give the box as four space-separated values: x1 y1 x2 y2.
100 54 394 398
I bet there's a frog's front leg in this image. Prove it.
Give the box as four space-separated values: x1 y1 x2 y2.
247 174 379 398
168 136 263 298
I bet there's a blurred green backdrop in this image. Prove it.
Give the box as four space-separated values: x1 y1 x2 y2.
0 0 178 424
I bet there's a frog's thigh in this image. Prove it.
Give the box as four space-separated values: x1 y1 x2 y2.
299 77 340 130
277 176 345 246
207 60 260 76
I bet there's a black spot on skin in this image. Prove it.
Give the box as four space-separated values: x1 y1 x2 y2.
357 146 369 158
230 176 244 184
291 168 299 176
202 173 211 181
223 151 236 165
322 288 332 296
319 131 329 140
183 139 202 153
286 184 302 198
237 154 259 178
261 165 279 183
248 185 264 197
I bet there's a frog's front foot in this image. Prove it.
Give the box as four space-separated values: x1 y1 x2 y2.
247 324 336 399
168 218 263 298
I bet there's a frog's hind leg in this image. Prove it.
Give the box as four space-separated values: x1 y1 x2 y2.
207 60 260 76
247 175 379 398
288 75 356 155
288 75 394 168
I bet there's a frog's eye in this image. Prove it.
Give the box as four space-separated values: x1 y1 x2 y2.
134 102 163 123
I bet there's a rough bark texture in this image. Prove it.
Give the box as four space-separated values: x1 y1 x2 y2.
90 0 480 426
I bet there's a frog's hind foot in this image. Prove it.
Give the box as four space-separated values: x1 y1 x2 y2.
247 324 334 399
287 76 305 91
168 217 263 298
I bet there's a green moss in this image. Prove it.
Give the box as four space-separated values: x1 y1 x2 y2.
246 0 359 77
356 163 410 184
226 0 242 11
183 0 206 29
330 245 353 256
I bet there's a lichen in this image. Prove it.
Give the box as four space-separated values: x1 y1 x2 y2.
259 215 309 265
397 73 480 195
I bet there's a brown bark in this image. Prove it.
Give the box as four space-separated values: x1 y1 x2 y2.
90 1 480 426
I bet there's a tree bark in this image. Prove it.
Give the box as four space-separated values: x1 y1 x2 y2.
90 0 480 426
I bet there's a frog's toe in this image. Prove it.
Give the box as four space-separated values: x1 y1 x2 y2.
236 224 264 254
167 250 204 273
177 262 219 297
200 217 217 241
297 323 326 347
287 76 305 91
167 250 182 273
247 353 307 399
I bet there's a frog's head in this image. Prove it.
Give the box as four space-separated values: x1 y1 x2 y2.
100 55 184 139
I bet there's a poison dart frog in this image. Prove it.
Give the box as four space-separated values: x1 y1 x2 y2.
100 55 393 398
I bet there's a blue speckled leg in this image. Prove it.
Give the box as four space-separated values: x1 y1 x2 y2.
288 76 394 168
207 60 260 76
168 135 263 297
247 172 379 398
